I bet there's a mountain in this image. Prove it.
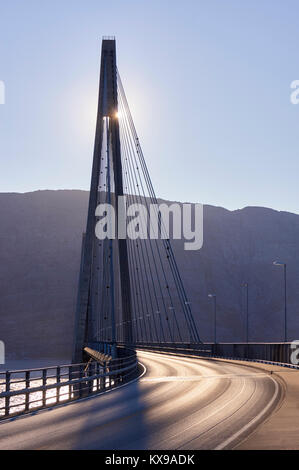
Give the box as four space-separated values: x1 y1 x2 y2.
0 190 298 360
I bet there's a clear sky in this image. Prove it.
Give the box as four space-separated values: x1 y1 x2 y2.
0 0 299 213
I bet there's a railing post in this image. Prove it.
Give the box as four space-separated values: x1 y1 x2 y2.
42 369 47 407
118 358 123 384
79 364 83 398
71 365 81 399
105 362 109 389
88 363 94 395
109 361 112 388
115 360 119 386
5 371 10 417
100 363 105 390
57 366 61 403
25 371 30 411
96 363 100 391
68 366 72 400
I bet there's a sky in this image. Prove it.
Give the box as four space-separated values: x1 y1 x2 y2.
0 0 299 213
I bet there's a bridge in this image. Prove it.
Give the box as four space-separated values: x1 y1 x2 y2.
0 38 299 451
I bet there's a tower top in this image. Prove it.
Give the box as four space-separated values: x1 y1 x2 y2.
100 36 118 117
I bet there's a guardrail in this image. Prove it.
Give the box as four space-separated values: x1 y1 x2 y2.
0 353 138 420
132 342 298 367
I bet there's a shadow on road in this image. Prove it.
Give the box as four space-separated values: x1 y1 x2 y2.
70 379 150 450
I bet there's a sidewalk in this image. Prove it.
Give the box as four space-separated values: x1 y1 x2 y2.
219 359 299 450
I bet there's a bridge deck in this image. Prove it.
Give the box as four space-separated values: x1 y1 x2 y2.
0 351 284 450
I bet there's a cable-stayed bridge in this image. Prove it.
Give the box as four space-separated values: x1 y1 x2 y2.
0 38 298 451
72 37 201 363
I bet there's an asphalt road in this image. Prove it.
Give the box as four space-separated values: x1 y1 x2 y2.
0 351 281 450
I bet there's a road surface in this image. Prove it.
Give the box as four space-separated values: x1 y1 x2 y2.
0 350 281 450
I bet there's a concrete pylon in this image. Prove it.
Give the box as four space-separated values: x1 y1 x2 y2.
72 39 132 364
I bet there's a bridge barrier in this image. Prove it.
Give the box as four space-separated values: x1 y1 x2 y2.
132 342 298 368
0 353 138 420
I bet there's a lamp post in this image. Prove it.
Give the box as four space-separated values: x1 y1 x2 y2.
208 294 217 344
273 261 287 342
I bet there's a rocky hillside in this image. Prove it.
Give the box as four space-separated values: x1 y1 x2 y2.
0 190 298 360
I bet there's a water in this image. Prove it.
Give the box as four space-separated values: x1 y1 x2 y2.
0 363 72 417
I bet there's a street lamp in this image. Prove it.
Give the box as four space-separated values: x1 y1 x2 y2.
208 294 217 344
241 283 249 343
273 261 287 342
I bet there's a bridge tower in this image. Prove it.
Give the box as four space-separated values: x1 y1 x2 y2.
72 38 132 362
73 38 202 364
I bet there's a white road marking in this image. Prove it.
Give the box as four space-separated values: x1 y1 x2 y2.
215 376 279 450
140 351 280 450
156 377 247 447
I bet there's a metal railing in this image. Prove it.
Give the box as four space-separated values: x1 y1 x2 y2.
133 342 299 368
0 354 138 420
